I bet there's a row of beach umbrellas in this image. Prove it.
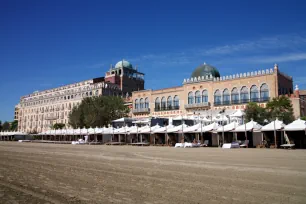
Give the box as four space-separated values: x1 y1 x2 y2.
1 118 305 137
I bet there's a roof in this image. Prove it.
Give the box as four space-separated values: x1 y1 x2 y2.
284 119 306 131
191 63 220 78
261 119 285 131
299 90 306 96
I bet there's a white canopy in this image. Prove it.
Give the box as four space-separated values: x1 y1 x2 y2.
87 127 95 135
66 129 74 135
112 118 125 122
173 115 189 120
284 119 306 131
212 114 228 122
167 124 189 133
132 120 150 124
183 123 202 133
261 119 285 131
200 122 221 132
229 109 245 117
139 124 161 134
55 129 63 135
216 122 239 132
74 128 81 135
153 125 175 133
233 120 262 132
94 127 103 134
113 126 127 134
103 127 115 134
80 128 88 135
0 131 28 136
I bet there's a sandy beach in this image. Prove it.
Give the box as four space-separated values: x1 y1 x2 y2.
0 142 306 204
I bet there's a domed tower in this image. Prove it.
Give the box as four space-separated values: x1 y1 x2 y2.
191 62 220 79
105 59 145 95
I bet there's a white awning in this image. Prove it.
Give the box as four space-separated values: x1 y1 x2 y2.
229 109 245 117
284 119 306 131
139 124 161 134
167 124 189 133
200 122 221 132
153 125 175 133
216 122 239 132
233 120 262 132
261 119 285 131
183 123 202 133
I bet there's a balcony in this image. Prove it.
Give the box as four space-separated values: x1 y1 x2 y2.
184 102 210 109
133 108 150 114
214 97 270 106
154 106 180 112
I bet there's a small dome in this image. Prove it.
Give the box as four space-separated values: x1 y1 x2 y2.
115 60 133 69
191 63 220 78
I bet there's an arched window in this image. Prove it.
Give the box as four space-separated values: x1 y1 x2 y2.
195 91 201 103
250 85 259 102
231 88 239 104
135 99 139 109
95 90 99 96
202 90 208 103
260 83 269 101
188 92 194 104
214 90 221 105
155 97 160 110
145 98 149 108
167 96 172 109
223 89 230 105
161 97 166 110
173 95 179 108
240 86 249 103
139 98 144 109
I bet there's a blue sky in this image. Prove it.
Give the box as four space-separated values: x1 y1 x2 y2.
1 0 306 122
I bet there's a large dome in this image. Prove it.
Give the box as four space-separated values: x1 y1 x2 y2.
115 60 133 69
191 63 220 78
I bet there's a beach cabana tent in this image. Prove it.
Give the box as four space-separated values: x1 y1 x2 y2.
233 120 262 147
216 122 239 144
261 119 286 147
284 119 306 148
284 119 306 131
153 125 175 145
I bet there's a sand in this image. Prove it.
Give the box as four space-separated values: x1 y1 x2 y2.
0 142 306 204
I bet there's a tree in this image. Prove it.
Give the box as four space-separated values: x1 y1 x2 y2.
266 95 294 124
69 96 129 128
53 123 66 130
301 116 306 121
0 120 2 131
10 120 18 131
2 121 10 131
245 102 267 125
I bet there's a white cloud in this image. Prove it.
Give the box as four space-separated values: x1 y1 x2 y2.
242 53 306 63
90 33 306 68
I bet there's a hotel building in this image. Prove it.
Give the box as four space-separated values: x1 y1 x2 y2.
16 60 144 133
132 63 305 119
